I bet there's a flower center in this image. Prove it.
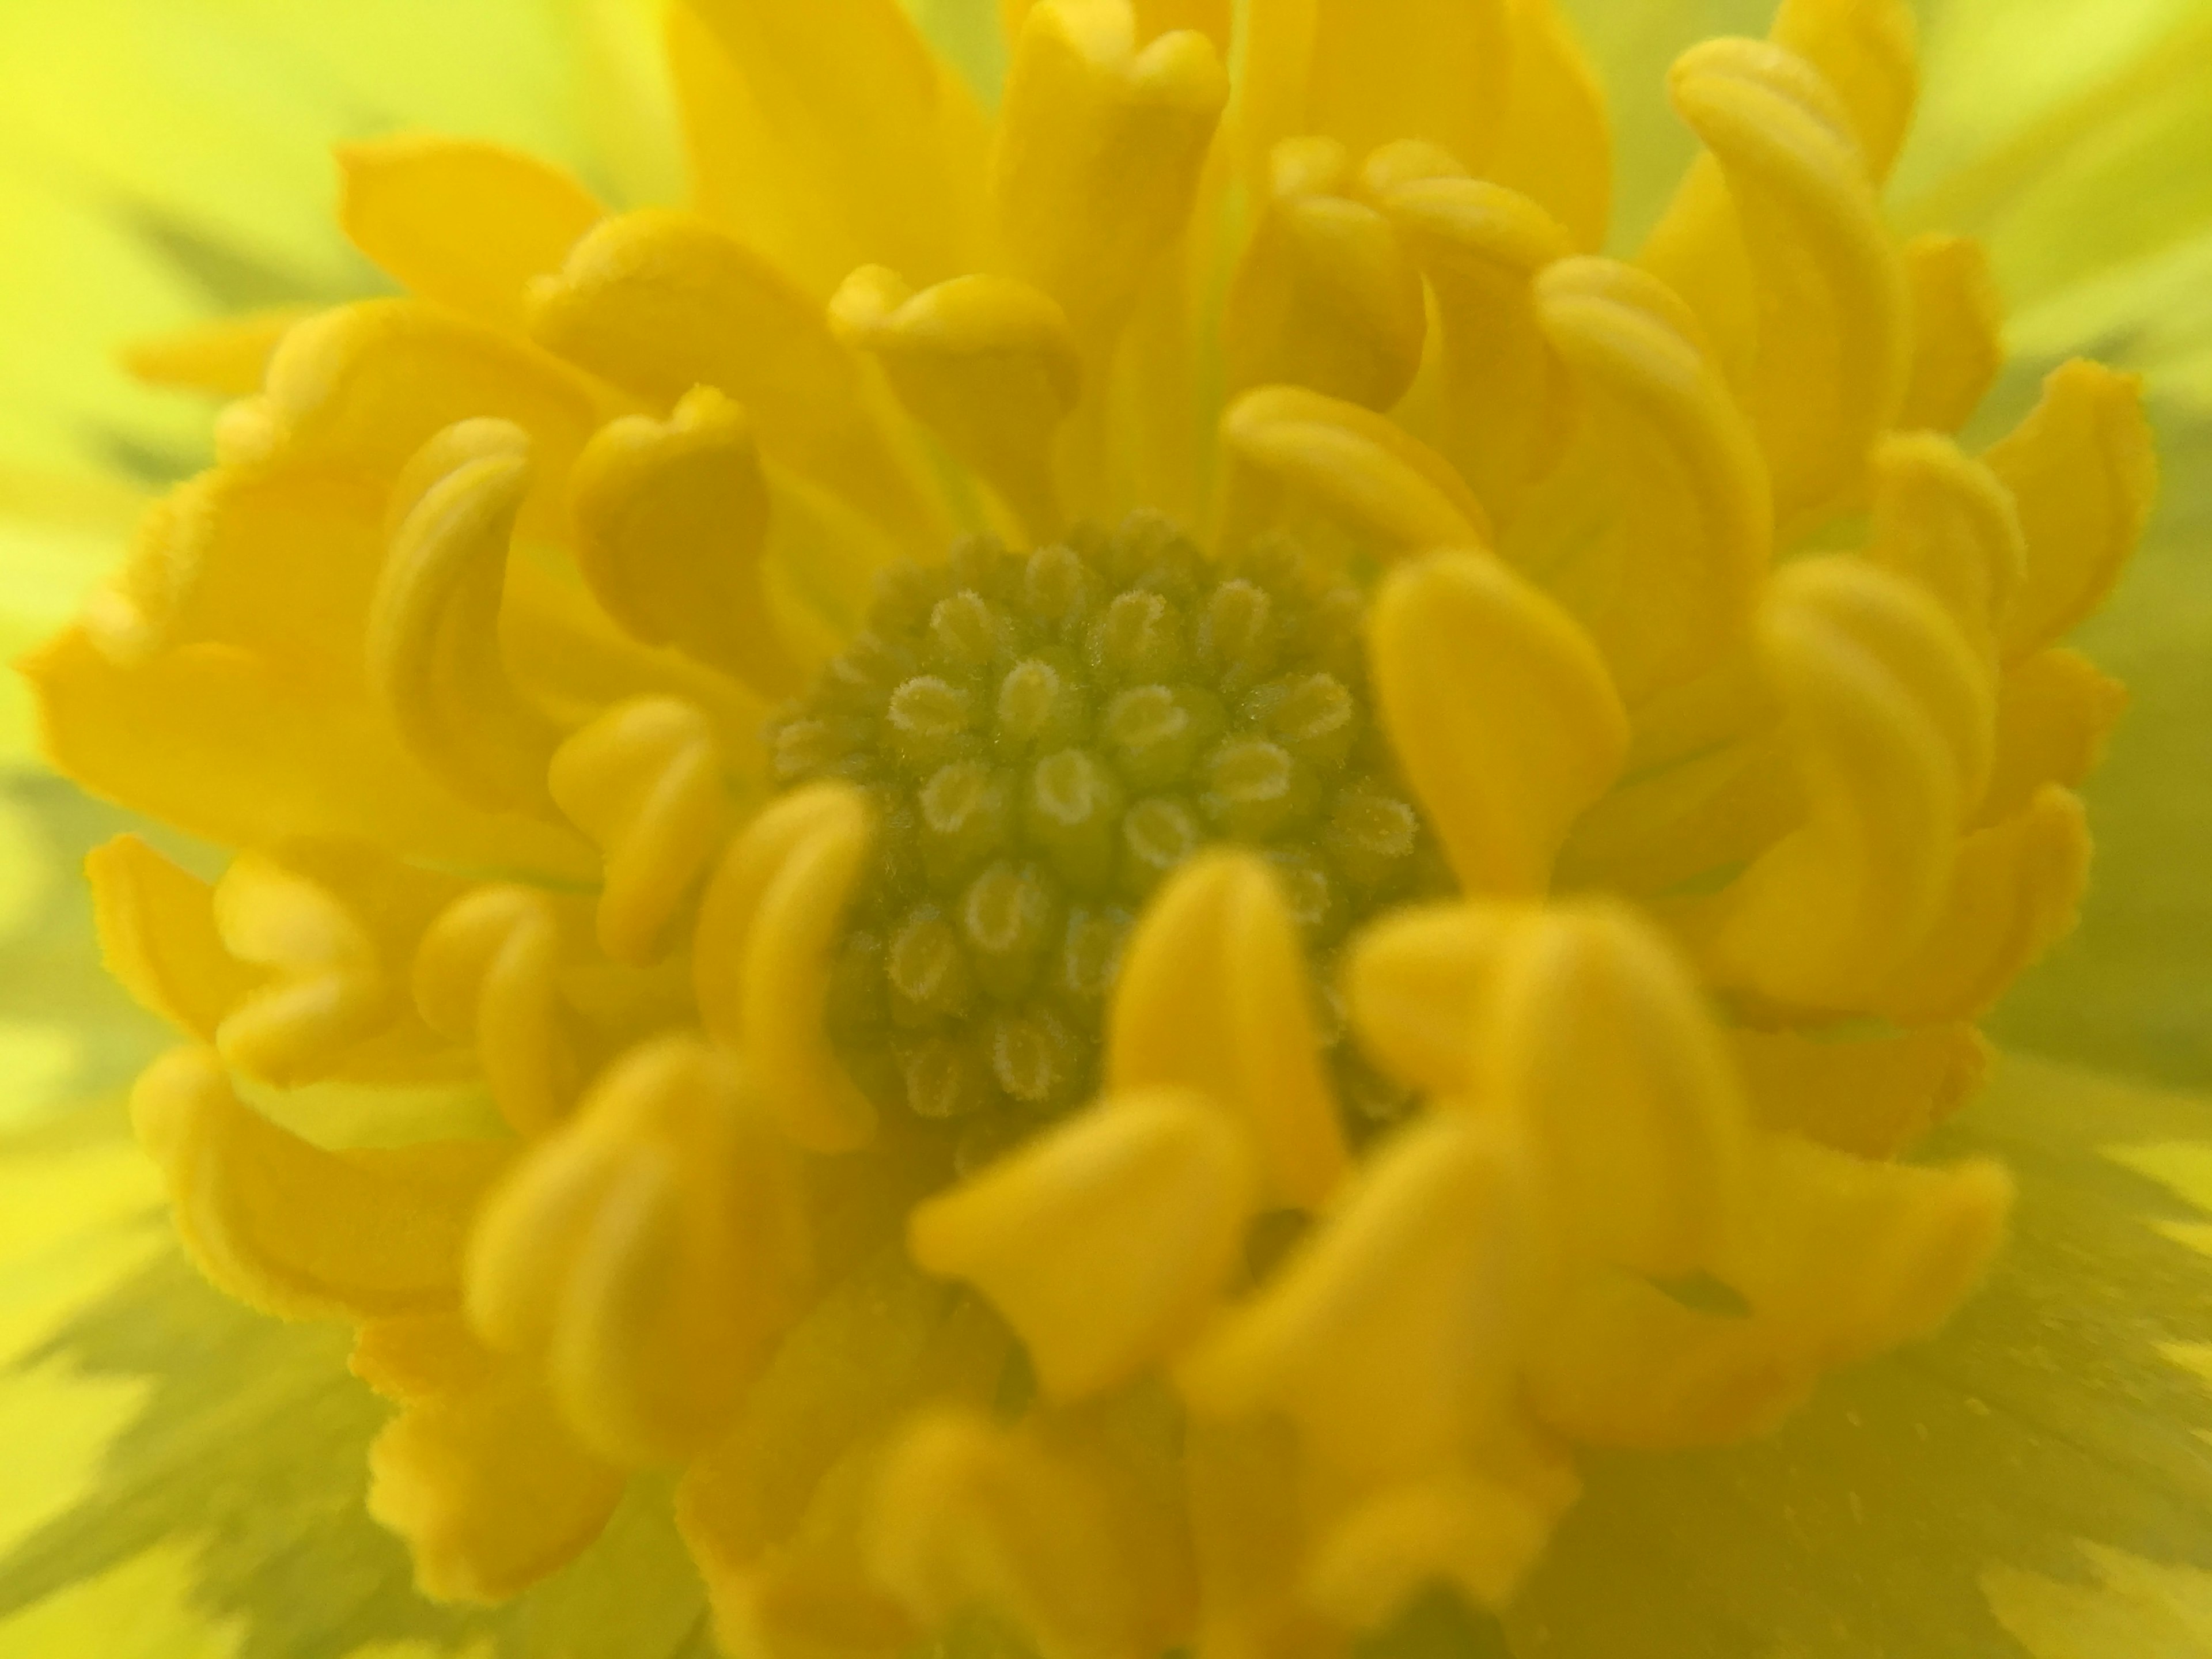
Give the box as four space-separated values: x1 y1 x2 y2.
766 512 1442 1162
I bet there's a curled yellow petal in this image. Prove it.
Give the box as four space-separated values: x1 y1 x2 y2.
1986 359 2157 661
692 782 878 1152
868 1407 1169 1659
1769 0 1918 180
1898 233 2003 434
548 696 734 968
910 1087 1255 1401
994 0 1228 335
1370 550 1627 897
86 832 256 1042
368 419 561 811
1179 1111 1531 1484
1343 900 1532 1099
467 1035 810 1464
132 1046 508 1321
1709 557 1992 1009
25 623 593 883
1476 900 1752 1279
1510 257 1770 703
414 884 579 1137
677 0 988 290
1524 1270 1813 1449
339 135 606 330
1871 784 2090 1025
1731 1022 1989 1160
1488 0 1612 253
222 299 613 535
1224 138 1427 413
1306 1467 1562 1624
1667 38 1907 527
1107 850 1347 1210
528 209 942 549
832 267 1082 541
1716 1134 2013 1370
1217 384 1491 567
1979 647 2126 827
1866 429 2024 664
210 850 392 1087
357 1314 624 1603
79 461 386 682
570 385 802 698
1373 174 1575 528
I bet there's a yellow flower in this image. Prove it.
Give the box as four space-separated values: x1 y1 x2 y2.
0 2 2206 1657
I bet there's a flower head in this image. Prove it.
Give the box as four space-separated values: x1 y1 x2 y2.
7 0 2167 1654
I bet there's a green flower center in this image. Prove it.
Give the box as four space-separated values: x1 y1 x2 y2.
768 513 1442 1164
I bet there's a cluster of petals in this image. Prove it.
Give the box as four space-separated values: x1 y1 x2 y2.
30 0 2158 1654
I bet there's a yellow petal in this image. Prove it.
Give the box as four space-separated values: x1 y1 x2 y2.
1769 0 1919 180
1509 257 1770 704
1897 233 2003 434
527 209 943 550
1666 39 1907 529
1730 1022 1990 1160
869 1407 1163 1659
1343 900 1532 1099
1372 173 1575 528
120 305 316 399
908 1087 1255 1401
1716 1134 2013 1370
131 1046 508 1322
567 386 796 699
465 1035 809 1464
1244 0 1511 183
1866 429 2024 665
355 1313 624 1603
85 833 256 1042
79 461 387 690
1307 1467 1565 1624
208 849 392 1087
548 697 734 968
368 419 562 812
1708 558 1991 1008
1553 722 1799 897
414 884 579 1137
1224 139 1427 414
994 0 1228 335
22 623 593 882
676 1252 1002 1657
1369 550 1627 897
1636 0 1914 384
1217 385 1491 567
831 267 1083 541
1487 0 1611 255
1872 785 2091 1025
675 0 989 290
1524 1268 1813 1449
1179 1111 1531 1484
338 135 606 331
692 782 878 1153
1480 901 1752 1278
224 299 616 538
1107 850 1347 1210
1985 359 2158 661
1978 647 2126 827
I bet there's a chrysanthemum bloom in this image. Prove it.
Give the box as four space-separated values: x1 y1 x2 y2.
0 0 2182 1653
